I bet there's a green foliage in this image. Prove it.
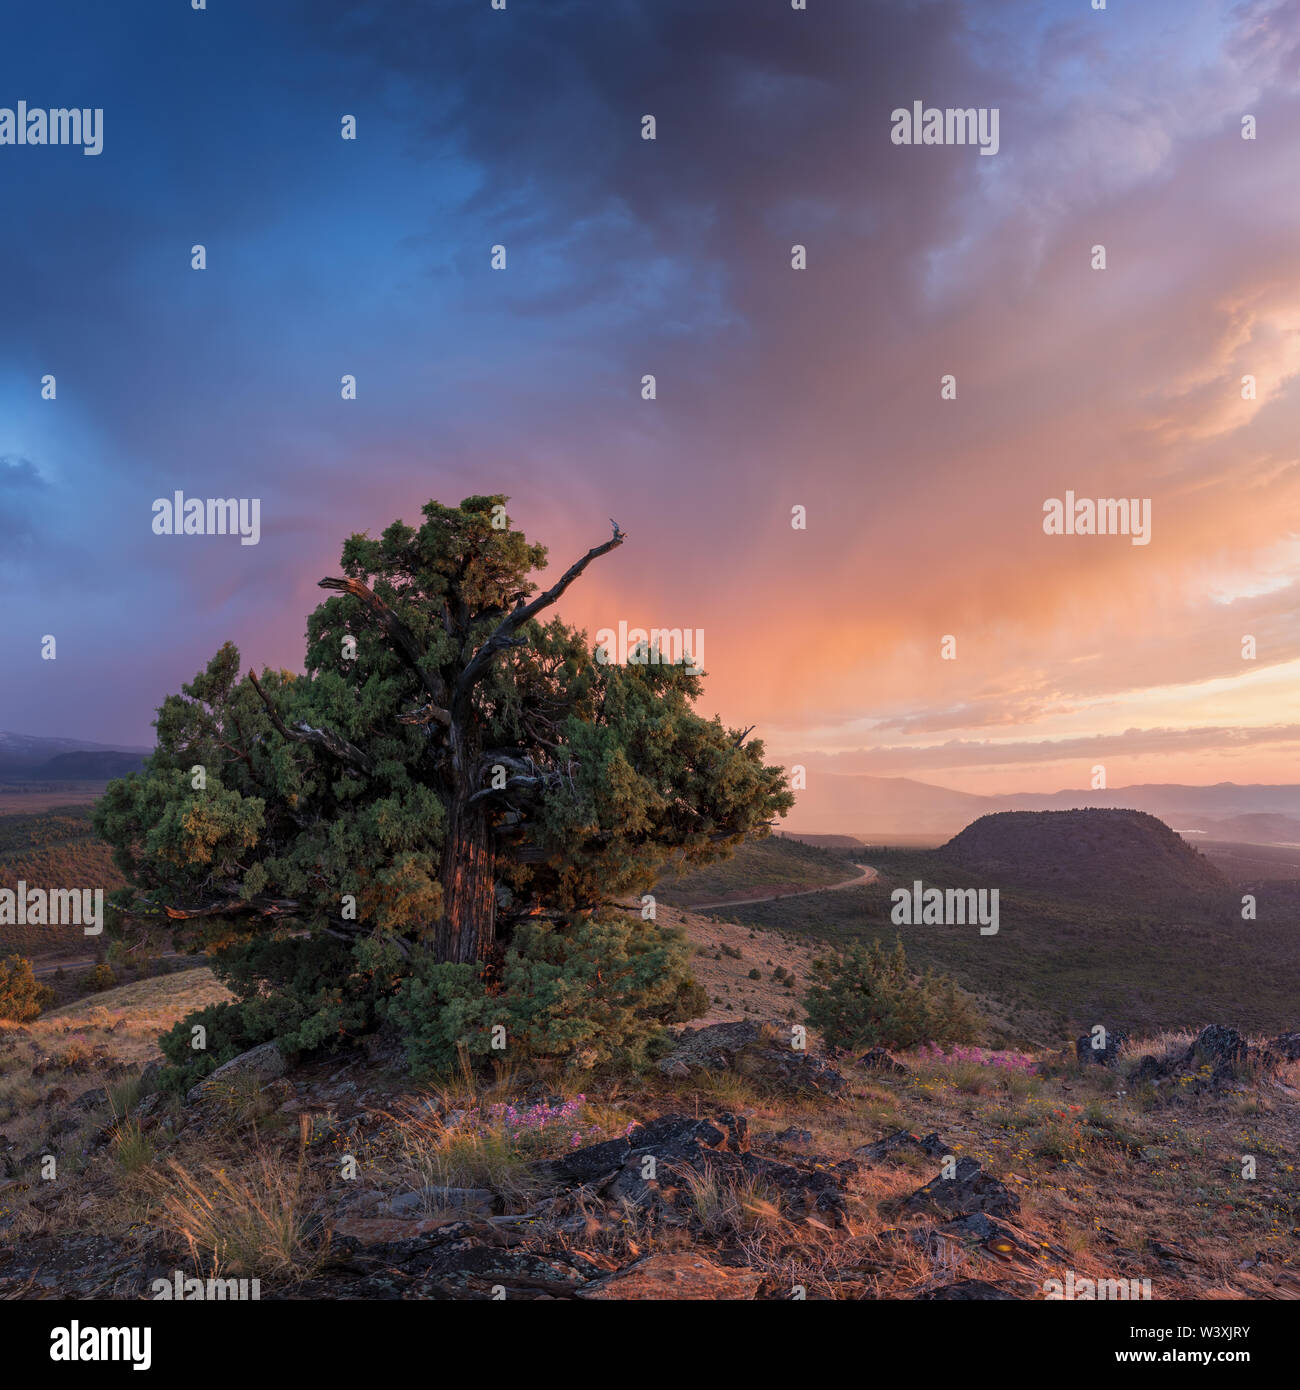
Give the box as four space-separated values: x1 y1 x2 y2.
157 935 404 1091
0 954 55 1022
384 910 699 1074
93 497 788 1075
803 937 980 1052
77 963 117 994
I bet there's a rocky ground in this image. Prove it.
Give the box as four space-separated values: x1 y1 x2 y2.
2 967 1298 1300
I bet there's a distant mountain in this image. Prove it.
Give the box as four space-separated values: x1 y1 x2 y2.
0 732 149 782
27 751 147 780
938 808 1231 904
1179 812 1300 845
783 771 1300 845
774 832 867 852
783 774 988 837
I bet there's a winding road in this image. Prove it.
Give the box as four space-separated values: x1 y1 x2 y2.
686 862 877 912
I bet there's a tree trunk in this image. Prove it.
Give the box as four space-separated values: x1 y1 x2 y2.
436 791 496 963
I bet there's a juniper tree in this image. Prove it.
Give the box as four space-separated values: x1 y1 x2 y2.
95 496 790 1070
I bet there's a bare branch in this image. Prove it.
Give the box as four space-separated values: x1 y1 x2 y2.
452 519 626 714
162 897 300 921
318 575 452 727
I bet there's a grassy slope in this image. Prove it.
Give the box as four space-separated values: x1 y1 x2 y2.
0 807 124 956
3 961 1297 1300
655 835 858 907
708 848 1300 1044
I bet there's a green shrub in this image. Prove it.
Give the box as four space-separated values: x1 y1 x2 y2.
802 937 979 1051
157 934 402 1092
78 963 117 994
0 955 54 1022
384 909 701 1074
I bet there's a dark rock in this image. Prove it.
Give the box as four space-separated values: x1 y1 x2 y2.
547 1111 857 1229
855 1129 947 1164
1188 1024 1249 1068
186 1041 286 1104
548 1135 640 1185
858 1047 908 1074
937 1212 1059 1262
902 1156 1020 1220
545 1115 731 1186
381 1188 495 1217
656 1021 847 1096
1076 1030 1127 1066
1131 1055 1163 1084
1147 1237 1197 1263
915 1279 1020 1300
1130 1025 1283 1094
773 1127 813 1147
1268 1031 1300 1061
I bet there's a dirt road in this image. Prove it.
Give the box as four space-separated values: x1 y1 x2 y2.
686 862 877 912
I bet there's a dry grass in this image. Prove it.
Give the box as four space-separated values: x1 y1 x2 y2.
2 957 1297 1301
149 1141 328 1281
677 1163 784 1240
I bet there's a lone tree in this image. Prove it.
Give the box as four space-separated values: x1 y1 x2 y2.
96 496 790 1073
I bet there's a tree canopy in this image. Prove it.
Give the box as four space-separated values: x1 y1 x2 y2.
95 496 791 1074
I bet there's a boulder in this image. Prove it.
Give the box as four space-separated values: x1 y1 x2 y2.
657 1021 847 1096
936 1211 1060 1263
544 1112 857 1229
858 1047 908 1074
1076 1029 1127 1066
902 1156 1020 1220
855 1129 947 1164
186 1041 286 1104
1128 1025 1283 1094
381 1188 496 1218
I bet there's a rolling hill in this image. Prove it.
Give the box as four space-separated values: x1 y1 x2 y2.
938 808 1231 904
0 732 148 783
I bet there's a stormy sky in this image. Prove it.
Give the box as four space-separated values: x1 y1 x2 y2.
2 0 1298 793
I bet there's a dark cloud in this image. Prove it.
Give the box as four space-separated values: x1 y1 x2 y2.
0 455 51 557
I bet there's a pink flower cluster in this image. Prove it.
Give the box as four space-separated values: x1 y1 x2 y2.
461 1095 605 1150
919 1043 1038 1074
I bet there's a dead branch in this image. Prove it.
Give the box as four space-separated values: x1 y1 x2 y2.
317 574 452 727
247 669 375 775
452 519 625 716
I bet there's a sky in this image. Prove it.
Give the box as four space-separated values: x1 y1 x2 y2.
2 0 1298 795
